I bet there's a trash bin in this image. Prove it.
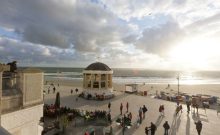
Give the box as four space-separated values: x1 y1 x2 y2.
144 91 147 96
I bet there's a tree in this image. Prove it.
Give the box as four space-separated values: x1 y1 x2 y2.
55 92 60 109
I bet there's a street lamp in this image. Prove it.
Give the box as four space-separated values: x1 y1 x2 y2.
177 75 180 96
122 115 125 135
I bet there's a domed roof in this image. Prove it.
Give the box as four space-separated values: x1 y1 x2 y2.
85 62 111 71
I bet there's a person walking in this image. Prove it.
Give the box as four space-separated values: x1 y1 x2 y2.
150 122 157 135
186 101 191 114
120 103 123 115
139 107 143 124
142 105 148 119
195 120 202 135
70 89 73 94
163 121 170 135
126 102 129 113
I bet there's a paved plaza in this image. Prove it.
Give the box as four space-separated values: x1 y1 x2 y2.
44 86 220 135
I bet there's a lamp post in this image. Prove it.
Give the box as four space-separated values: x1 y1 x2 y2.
122 114 125 135
177 75 180 96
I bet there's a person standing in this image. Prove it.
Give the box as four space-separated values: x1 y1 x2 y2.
75 88 79 93
53 87 56 93
120 103 123 115
150 122 157 135
109 126 113 135
107 113 112 123
196 104 199 113
161 105 165 116
108 102 111 113
126 102 129 113
179 104 183 113
128 112 132 121
159 105 163 116
108 102 111 109
142 105 148 119
163 121 170 135
71 89 73 94
217 104 220 115
195 120 202 135
145 126 150 135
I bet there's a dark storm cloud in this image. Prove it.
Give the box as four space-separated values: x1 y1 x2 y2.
136 21 184 55
0 0 131 51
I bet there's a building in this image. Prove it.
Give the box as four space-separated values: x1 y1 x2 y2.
0 63 43 135
82 62 114 99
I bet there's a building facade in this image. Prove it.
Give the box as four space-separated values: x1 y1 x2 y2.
0 63 43 135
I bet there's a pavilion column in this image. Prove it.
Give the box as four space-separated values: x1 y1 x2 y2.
85 74 88 89
109 74 112 88
91 74 94 90
105 74 108 89
83 74 85 88
98 74 101 90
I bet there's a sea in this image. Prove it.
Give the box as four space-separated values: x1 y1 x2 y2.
20 67 220 85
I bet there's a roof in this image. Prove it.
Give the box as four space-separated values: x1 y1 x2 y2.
85 62 111 71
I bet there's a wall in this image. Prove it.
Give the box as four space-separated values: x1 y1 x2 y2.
0 72 2 123
1 95 22 113
1 104 43 135
18 71 43 107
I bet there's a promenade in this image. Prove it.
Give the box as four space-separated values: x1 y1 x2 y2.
44 85 220 135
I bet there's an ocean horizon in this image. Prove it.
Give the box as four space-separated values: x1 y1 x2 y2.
19 67 220 85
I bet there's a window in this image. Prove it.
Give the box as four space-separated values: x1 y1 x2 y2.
93 81 99 88
101 82 105 88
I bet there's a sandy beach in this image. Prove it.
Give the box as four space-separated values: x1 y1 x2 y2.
45 79 220 98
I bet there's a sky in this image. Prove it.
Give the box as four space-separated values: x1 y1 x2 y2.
0 0 220 70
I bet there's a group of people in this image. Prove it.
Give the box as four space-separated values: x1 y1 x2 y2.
46 83 59 94
70 88 78 94
137 105 148 125
119 102 130 115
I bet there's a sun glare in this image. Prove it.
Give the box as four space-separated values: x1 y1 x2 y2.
169 38 219 70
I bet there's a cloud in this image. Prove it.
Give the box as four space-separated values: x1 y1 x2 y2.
1 0 220 70
136 20 184 55
0 0 133 52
